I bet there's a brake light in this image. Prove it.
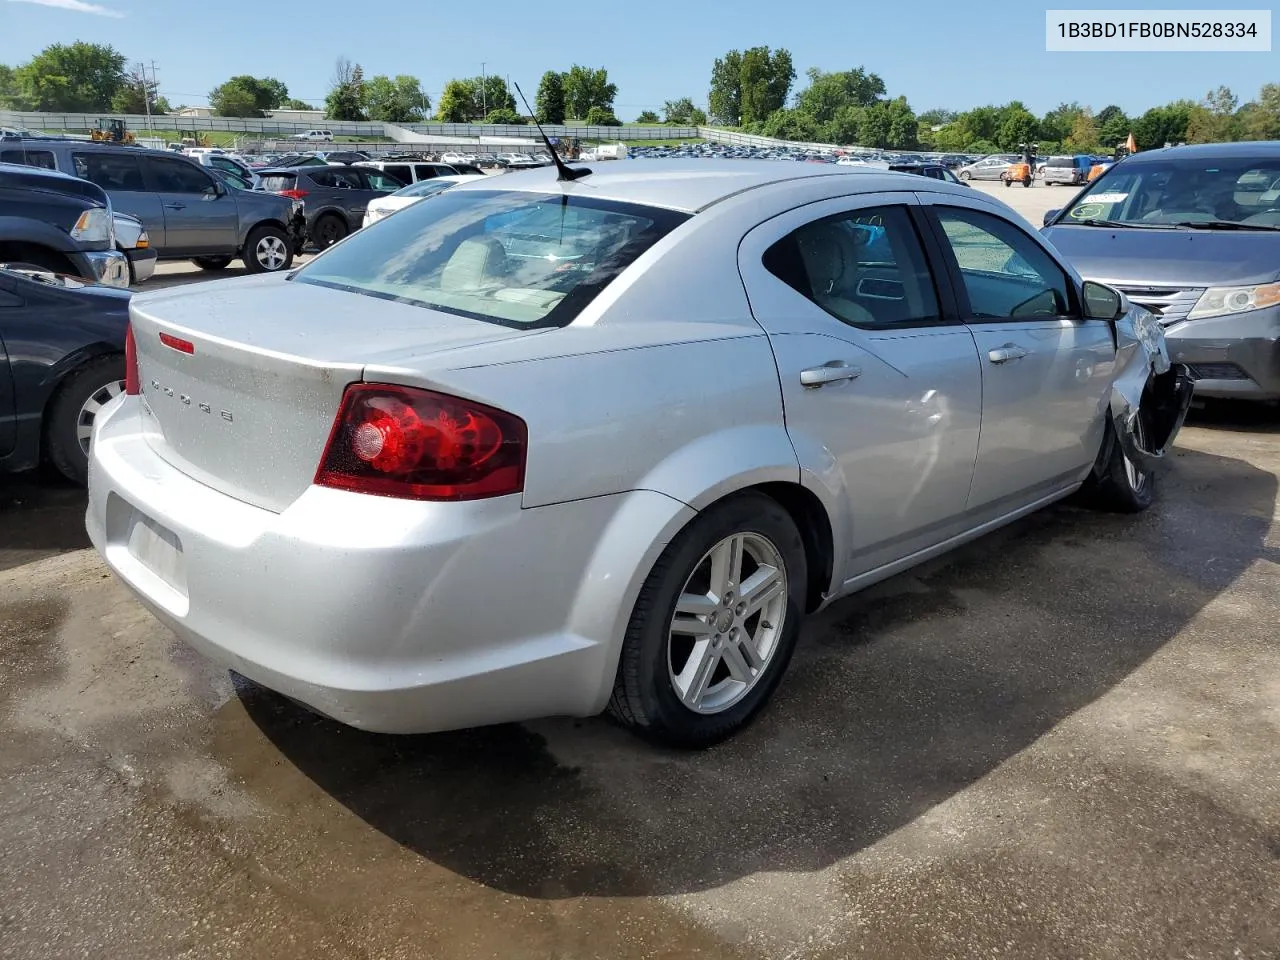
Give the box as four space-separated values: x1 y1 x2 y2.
159 332 195 354
315 384 527 501
124 324 139 395
279 188 308 200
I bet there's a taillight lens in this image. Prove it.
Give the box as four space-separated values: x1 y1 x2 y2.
315 384 527 501
124 323 139 395
279 188 308 200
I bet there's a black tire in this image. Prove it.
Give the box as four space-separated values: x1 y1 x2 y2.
608 491 808 748
45 355 126 485
193 256 233 271
959 171 971 181
1002 177 1011 188
312 214 348 250
1022 177 1031 187
1080 419 1155 513
242 224 294 274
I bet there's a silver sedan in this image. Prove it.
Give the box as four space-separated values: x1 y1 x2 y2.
86 161 1193 747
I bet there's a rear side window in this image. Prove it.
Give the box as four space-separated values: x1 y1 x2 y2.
414 164 436 180
143 156 215 193
72 151 145 191
763 205 941 329
309 168 363 189
383 164 412 182
360 169 404 191
0 148 56 170
259 173 297 192
294 190 690 329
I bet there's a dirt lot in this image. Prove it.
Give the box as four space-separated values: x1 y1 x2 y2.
2 179 1279 960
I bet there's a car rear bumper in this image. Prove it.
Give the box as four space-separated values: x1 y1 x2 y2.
86 395 693 733
1165 306 1280 400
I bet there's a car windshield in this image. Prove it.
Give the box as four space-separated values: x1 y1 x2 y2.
1061 156 1280 228
293 190 690 329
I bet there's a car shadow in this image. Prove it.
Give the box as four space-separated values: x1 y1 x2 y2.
0 470 89 573
1187 398 1280 435
240 442 1277 899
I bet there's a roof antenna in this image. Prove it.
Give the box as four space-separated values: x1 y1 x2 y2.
513 81 591 182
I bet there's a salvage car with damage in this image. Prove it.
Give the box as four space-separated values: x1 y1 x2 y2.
86 160 1192 748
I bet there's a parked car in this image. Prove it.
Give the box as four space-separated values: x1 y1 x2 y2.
88 161 1192 748
0 161 129 288
258 163 405 248
356 159 466 185
0 140 305 274
887 162 966 184
0 264 130 483
187 151 261 189
361 174 488 228
1043 155 1094 186
113 212 157 284
957 156 1014 181
292 130 334 142
1042 142 1280 400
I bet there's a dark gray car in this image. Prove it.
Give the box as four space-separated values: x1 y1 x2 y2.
0 140 305 274
1042 142 1280 401
257 164 404 249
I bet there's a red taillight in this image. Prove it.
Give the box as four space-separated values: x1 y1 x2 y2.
315 384 527 501
124 323 139 395
158 332 194 354
279 188 308 200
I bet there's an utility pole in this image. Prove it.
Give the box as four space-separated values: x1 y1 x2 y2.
480 62 487 119
135 62 153 131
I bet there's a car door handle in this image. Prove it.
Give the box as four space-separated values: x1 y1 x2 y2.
987 344 1029 364
163 202 186 210
800 361 862 388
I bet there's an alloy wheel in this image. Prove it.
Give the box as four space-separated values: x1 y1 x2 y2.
77 379 124 456
667 532 789 715
256 235 289 270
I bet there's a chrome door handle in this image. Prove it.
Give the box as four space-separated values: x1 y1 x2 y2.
800 361 862 388
988 343 1029 364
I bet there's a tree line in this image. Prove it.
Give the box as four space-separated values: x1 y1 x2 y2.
3 41 1278 152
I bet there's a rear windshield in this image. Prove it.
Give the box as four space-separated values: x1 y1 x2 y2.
1060 155 1280 228
259 173 297 191
293 190 690 329
1046 158 1075 168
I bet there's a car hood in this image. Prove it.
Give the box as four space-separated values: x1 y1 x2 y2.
1042 224 1280 287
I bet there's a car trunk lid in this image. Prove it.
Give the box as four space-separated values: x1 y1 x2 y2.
128 274 540 512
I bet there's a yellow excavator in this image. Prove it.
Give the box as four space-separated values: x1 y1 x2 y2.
90 118 136 144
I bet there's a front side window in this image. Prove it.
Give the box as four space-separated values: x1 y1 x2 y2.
294 191 690 329
359 169 405 191
762 205 941 329
72 151 145 191
143 157 215 194
935 207 1071 319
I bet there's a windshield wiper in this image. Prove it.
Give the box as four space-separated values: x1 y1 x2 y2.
1168 219 1280 232
1067 218 1173 229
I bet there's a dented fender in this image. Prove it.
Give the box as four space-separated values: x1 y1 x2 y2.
1107 304 1195 470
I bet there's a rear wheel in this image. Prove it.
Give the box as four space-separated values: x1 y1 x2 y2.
1082 419 1155 513
609 492 807 748
193 256 233 271
313 214 348 250
959 170 971 181
242 225 294 274
45 355 126 485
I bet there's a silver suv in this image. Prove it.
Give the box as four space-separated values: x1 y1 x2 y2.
0 140 305 274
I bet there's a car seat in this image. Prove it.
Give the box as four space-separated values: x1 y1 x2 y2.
796 222 878 327
441 237 508 292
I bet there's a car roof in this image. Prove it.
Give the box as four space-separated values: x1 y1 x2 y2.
0 159 109 204
447 159 959 213
1124 141 1280 163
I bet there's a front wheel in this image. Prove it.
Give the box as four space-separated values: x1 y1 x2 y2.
959 171 971 181
242 225 294 274
1081 419 1155 513
608 492 807 748
1022 176 1031 187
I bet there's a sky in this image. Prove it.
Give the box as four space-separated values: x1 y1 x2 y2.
0 0 1274 119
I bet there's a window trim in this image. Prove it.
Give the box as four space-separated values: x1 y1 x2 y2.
920 202 1082 323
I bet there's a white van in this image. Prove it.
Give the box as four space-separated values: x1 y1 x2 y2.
292 130 334 142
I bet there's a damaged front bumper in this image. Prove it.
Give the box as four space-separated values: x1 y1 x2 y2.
1109 304 1195 470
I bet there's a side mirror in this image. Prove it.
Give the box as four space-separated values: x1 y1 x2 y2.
1042 209 1060 227
207 180 227 199
1081 280 1123 320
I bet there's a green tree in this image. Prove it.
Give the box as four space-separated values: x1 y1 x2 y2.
280 98 313 111
708 50 743 125
1238 83 1280 140
635 109 660 123
13 41 127 112
662 96 706 124
1096 105 1131 147
794 66 885 124
995 105 1039 151
1064 108 1099 151
761 107 819 141
739 46 794 126
436 76 513 122
534 70 566 124
1038 101 1084 143
324 58 366 121
209 74 289 118
485 107 526 125
436 79 473 122
585 105 620 126
918 107 957 127
562 66 616 120
1186 86 1239 143
363 74 428 122
1132 101 1192 149
0 64 26 109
